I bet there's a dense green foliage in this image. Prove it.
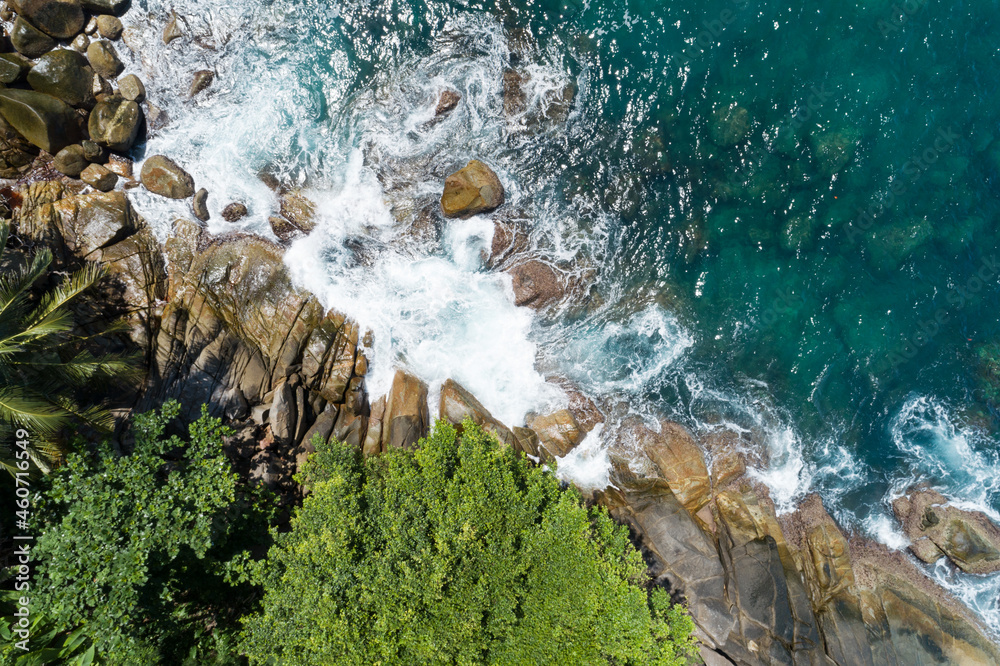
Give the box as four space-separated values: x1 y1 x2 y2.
0 221 134 474
22 401 271 664
241 420 697 665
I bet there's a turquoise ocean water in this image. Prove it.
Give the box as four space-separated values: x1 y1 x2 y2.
122 0 1000 633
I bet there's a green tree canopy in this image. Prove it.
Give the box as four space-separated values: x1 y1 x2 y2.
241 420 697 665
24 401 271 664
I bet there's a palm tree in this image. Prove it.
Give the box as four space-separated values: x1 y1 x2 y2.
0 220 136 474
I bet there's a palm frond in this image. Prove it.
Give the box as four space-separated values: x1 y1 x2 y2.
51 395 116 433
23 262 107 331
0 387 68 434
20 350 141 386
0 248 52 320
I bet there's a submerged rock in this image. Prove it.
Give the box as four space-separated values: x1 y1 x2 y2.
10 17 56 58
0 88 81 154
893 486 1000 574
188 69 214 97
709 104 751 147
440 159 504 218
88 95 141 151
810 125 861 177
27 49 96 109
140 155 194 199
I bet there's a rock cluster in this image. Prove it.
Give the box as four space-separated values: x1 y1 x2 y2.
0 0 148 192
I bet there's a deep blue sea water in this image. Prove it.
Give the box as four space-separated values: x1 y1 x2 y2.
121 0 1000 632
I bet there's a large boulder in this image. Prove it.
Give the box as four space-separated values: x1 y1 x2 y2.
440 159 504 218
81 0 129 15
892 486 1000 574
15 0 84 39
140 155 195 199
10 18 55 58
0 53 32 84
143 229 358 423
88 95 142 152
526 409 582 459
438 378 514 447
26 49 96 109
0 88 81 154
380 370 428 450
619 418 710 514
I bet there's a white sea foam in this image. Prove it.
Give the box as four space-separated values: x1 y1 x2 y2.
555 423 610 491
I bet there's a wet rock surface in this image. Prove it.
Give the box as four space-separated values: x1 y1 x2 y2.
140 154 194 198
440 159 504 218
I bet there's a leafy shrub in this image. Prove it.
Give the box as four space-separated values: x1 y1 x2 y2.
241 420 697 665
24 401 271 664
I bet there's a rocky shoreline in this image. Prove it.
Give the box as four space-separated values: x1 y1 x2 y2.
2 1 1000 664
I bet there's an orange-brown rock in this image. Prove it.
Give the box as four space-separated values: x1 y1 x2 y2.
620 418 710 513
381 370 428 450
440 159 504 218
527 409 582 459
438 378 514 447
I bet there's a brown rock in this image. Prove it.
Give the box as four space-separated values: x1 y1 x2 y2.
192 187 209 221
526 409 581 459
106 153 132 178
52 144 86 177
508 259 563 308
620 418 711 513
86 40 123 79
79 162 116 191
269 215 301 241
162 11 182 44
279 189 315 231
440 159 504 218
189 69 213 97
381 370 428 450
892 486 1000 573
140 155 194 199
435 89 460 116
222 202 247 222
95 14 121 39
438 378 514 447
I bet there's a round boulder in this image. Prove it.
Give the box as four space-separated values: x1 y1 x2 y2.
88 95 142 152
53 144 87 176
95 14 122 39
222 202 247 222
26 49 96 109
140 155 194 199
17 0 85 39
10 17 56 58
118 74 146 102
0 88 81 154
440 159 505 218
192 188 209 221
86 40 123 79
